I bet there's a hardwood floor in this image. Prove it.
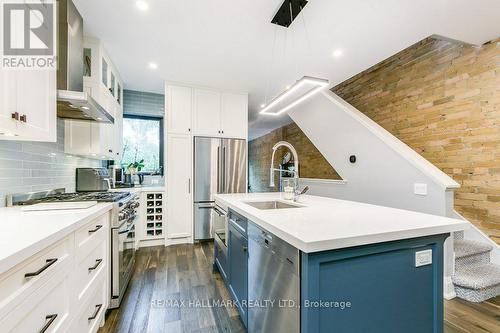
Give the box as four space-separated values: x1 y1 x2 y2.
99 243 500 333
98 243 245 333
444 296 500 333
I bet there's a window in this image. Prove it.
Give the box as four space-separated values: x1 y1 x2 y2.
122 115 164 175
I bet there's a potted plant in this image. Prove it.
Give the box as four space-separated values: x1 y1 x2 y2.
127 159 145 185
127 159 144 174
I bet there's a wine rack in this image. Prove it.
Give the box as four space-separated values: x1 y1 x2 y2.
144 192 164 239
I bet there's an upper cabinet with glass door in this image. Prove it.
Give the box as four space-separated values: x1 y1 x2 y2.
82 37 123 119
64 37 124 160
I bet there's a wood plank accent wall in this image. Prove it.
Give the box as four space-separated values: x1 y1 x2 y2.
332 37 500 243
248 122 342 193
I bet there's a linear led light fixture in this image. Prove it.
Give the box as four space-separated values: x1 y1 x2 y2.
260 76 329 116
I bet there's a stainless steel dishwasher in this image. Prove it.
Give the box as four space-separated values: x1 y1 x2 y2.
248 222 300 333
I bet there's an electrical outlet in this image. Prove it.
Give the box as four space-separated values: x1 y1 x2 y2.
414 183 428 196
415 249 432 267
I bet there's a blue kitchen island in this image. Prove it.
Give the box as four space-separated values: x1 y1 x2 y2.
214 193 467 333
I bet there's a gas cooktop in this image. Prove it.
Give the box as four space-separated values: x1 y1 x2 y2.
17 191 131 205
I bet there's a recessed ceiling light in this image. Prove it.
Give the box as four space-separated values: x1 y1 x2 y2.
260 104 266 108
136 0 149 11
97 117 102 121
332 49 343 57
81 106 89 110
149 62 158 70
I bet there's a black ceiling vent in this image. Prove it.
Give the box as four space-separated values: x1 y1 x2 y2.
271 0 308 28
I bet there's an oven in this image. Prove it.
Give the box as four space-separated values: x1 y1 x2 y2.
110 195 139 308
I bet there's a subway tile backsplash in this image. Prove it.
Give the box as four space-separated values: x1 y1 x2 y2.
123 89 164 117
0 119 102 207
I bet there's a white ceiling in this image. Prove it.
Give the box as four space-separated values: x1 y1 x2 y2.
74 0 500 140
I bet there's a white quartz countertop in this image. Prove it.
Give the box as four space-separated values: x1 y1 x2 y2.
0 203 113 275
215 193 469 253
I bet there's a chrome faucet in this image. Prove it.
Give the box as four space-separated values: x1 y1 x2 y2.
269 141 299 188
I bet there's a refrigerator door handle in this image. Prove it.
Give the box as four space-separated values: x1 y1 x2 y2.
222 146 226 193
217 146 220 193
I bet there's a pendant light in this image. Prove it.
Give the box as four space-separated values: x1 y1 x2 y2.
261 0 329 116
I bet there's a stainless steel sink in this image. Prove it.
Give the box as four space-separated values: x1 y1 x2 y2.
244 200 302 210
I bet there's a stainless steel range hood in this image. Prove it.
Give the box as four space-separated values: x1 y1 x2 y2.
57 0 114 123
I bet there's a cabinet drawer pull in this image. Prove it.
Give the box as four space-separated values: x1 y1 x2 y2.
230 219 246 234
88 259 103 272
11 112 19 120
88 225 103 234
20 114 27 123
88 304 103 321
25 258 58 278
39 314 57 333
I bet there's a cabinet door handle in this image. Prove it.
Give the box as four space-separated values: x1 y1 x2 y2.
88 304 103 321
11 112 19 120
188 178 191 193
88 225 103 234
242 246 248 252
25 258 58 278
108 149 113 153
20 114 27 123
188 128 191 132
88 258 103 272
39 314 58 333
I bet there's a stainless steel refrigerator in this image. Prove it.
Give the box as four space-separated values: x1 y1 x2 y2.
194 137 247 240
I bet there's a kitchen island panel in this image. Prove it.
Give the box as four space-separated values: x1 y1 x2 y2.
301 234 447 333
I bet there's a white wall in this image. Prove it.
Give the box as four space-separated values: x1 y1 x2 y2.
288 90 461 296
289 91 458 217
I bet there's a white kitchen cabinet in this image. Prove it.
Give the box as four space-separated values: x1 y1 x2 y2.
0 212 110 333
64 120 115 159
0 70 18 135
0 268 72 333
0 68 56 142
64 37 123 160
113 111 123 160
166 83 248 139
68 277 106 333
193 88 221 136
64 120 92 155
221 92 248 139
166 134 192 239
166 85 192 134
